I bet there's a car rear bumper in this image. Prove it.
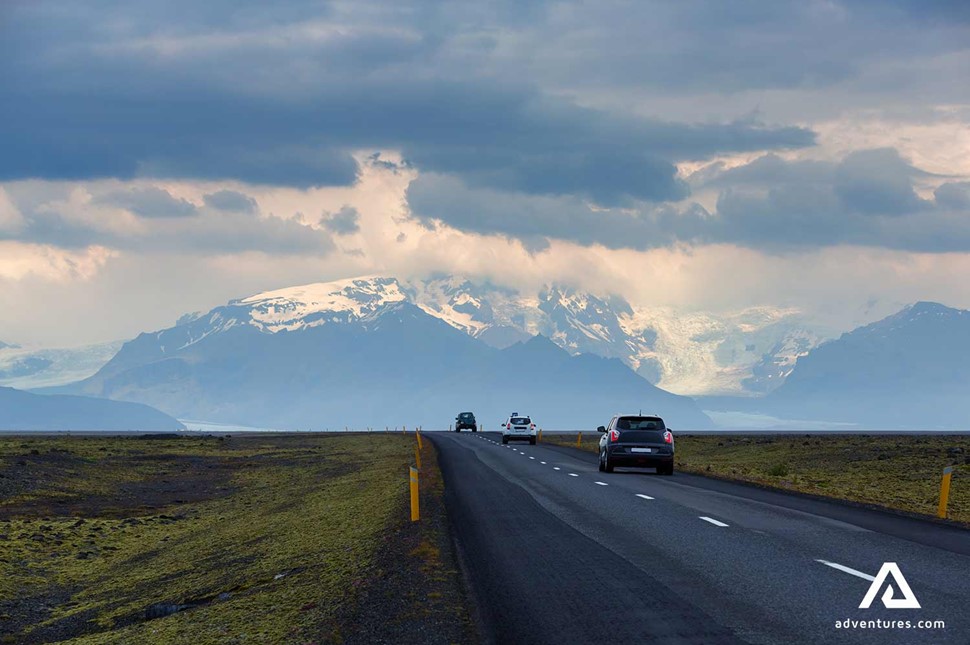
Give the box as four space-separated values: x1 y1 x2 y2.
607 451 673 467
503 432 535 440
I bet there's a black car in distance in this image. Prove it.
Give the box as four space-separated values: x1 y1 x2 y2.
597 415 674 475
455 412 477 432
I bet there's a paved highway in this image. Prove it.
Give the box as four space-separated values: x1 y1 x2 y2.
431 432 970 644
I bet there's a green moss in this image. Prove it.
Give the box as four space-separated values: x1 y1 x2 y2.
0 434 419 643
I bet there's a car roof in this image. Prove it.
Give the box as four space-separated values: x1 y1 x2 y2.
614 413 663 419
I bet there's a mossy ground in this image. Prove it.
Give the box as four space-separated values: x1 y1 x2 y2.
541 432 970 525
0 432 472 644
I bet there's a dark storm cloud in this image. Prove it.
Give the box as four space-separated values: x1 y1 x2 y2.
0 0 816 204
203 190 258 213
0 188 332 256
409 148 970 253
97 187 197 218
407 173 709 250
319 206 360 235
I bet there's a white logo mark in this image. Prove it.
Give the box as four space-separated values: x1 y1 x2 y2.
859 563 921 609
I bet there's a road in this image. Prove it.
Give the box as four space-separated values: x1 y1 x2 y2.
430 431 970 644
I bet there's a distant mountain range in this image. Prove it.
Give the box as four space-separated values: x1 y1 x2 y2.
0 386 184 431
161 275 829 396
760 302 970 428
0 341 124 389
17 275 970 430
404 277 830 395
5 277 831 398
58 277 712 430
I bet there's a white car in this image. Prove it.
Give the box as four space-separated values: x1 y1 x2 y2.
502 413 537 445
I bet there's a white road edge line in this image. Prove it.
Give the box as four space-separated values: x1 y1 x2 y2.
635 494 654 500
594 481 608 486
699 516 729 527
815 559 876 581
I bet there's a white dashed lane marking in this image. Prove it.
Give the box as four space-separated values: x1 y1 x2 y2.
553 467 561 471
699 517 729 527
635 494 654 500
569 473 579 477
815 560 875 581
594 481 608 486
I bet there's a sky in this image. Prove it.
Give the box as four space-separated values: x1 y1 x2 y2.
1 0 969 346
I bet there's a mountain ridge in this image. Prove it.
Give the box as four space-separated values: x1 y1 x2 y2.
62 295 713 430
0 386 185 431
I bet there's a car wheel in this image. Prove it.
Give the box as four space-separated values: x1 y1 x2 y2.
604 453 614 473
659 464 673 476
598 452 605 472
502 436 509 444
472 427 477 433
529 437 536 445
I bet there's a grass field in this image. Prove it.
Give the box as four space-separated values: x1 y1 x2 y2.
0 432 470 644
542 432 970 525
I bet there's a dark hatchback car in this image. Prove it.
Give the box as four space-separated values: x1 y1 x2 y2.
455 412 477 432
597 415 674 475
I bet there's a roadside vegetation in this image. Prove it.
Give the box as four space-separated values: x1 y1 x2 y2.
542 432 970 525
0 433 472 644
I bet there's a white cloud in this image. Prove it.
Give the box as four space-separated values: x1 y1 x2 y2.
0 242 116 282
0 187 25 232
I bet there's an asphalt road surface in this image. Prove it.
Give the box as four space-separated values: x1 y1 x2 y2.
431 431 970 645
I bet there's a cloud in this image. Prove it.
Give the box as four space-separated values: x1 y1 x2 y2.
410 148 970 253
320 205 360 235
203 189 258 213
2 181 334 256
0 1 819 205
97 186 197 218
0 188 25 233
934 182 970 210
407 173 709 250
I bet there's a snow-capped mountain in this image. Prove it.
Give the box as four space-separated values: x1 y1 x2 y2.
0 340 125 389
120 275 827 396
35 275 825 399
61 284 712 429
760 301 970 428
406 277 831 395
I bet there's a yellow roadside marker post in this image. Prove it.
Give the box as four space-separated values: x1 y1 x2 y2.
538 429 543 442
938 466 954 519
416 429 423 450
576 432 582 448
415 445 422 470
409 467 420 522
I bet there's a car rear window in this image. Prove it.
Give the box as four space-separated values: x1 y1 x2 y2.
510 417 531 425
614 417 665 431
459 413 474 419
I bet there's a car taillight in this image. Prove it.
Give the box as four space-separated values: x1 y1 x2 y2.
530 423 535 430
609 429 620 442
506 423 511 430
664 430 673 444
